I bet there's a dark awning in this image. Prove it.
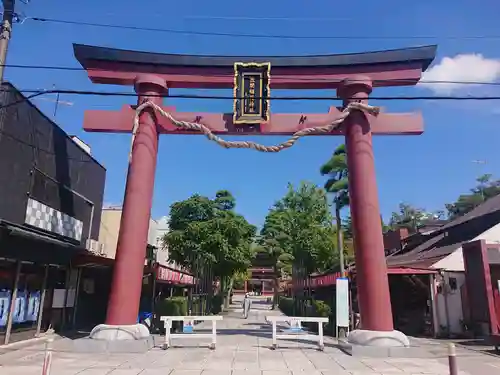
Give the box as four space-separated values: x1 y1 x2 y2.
0 221 85 265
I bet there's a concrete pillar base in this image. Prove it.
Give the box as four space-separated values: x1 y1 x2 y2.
347 329 410 347
89 324 150 341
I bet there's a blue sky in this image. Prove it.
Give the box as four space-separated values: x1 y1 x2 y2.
4 0 500 227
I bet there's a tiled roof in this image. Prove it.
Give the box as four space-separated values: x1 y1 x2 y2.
387 194 500 268
439 194 500 231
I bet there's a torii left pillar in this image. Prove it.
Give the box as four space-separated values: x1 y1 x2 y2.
90 74 166 341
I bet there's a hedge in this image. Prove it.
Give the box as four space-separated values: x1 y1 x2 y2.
155 296 188 332
278 297 294 316
278 296 334 333
157 296 188 316
278 296 331 317
311 300 332 318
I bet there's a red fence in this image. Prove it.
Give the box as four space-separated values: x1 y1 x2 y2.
290 271 346 289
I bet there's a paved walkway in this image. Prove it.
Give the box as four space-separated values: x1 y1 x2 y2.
1 298 500 374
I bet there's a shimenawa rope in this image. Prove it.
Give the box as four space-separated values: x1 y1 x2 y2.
129 101 380 161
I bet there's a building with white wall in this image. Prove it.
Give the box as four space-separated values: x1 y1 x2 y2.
154 216 170 265
98 207 167 266
387 195 500 337
153 215 183 270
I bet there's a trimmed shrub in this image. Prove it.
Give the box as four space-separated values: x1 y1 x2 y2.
155 296 188 332
311 299 331 318
278 296 333 333
161 296 188 316
278 296 294 316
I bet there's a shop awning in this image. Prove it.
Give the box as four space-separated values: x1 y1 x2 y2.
0 220 83 264
155 264 195 285
288 266 437 289
387 267 438 275
73 253 115 268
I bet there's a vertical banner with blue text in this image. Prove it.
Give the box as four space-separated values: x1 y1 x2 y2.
0 290 11 327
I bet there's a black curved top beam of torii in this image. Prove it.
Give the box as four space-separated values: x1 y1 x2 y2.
74 43 436 70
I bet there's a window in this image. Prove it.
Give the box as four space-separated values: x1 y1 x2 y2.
448 277 458 291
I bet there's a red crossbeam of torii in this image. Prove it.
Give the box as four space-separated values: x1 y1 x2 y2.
74 43 436 341
83 104 423 136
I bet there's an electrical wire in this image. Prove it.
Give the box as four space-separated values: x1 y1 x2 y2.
182 15 354 22
2 86 497 153
29 17 500 41
0 90 50 110
1 63 500 88
1 88 500 111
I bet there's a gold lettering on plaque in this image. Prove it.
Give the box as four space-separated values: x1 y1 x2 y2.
233 62 271 124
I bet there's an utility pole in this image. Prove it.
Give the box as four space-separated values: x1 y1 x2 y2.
0 0 15 82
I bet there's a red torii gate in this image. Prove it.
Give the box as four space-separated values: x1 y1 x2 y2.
74 43 436 346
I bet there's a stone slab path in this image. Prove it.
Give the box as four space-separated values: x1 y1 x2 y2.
1 298 500 374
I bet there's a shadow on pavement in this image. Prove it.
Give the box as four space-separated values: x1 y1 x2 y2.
216 328 328 348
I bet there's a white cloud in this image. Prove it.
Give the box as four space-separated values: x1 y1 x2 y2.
420 54 500 94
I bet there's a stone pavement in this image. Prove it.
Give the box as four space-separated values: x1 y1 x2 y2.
1 298 500 374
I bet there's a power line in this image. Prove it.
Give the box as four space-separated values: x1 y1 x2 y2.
1 88 500 110
183 15 354 22
28 16 500 41
0 90 47 109
1 63 500 88
98 12 355 22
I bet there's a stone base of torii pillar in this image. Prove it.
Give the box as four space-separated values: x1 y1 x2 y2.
89 324 151 341
347 329 410 347
64 324 154 353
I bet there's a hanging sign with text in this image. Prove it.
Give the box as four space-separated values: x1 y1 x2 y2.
233 62 271 124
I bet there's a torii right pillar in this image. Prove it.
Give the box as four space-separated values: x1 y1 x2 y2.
339 76 410 347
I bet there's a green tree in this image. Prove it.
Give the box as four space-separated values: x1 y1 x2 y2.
164 190 256 309
446 174 500 219
381 215 391 233
320 144 349 274
342 215 353 239
389 202 427 234
258 210 294 309
232 269 251 290
271 182 338 276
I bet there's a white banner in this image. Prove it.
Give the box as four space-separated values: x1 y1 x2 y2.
336 278 349 328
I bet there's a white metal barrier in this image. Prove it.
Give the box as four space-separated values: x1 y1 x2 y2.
160 315 223 350
266 315 329 351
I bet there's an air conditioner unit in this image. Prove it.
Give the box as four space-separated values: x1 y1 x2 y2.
85 239 99 253
98 243 106 256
